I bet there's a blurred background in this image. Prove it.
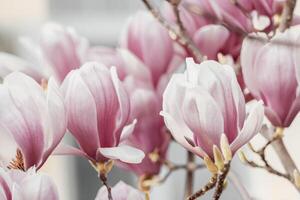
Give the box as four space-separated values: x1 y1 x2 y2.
1 0 300 199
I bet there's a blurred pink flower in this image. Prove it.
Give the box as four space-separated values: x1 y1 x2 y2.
0 23 88 83
161 59 264 158
95 181 144 200
241 26 300 127
162 1 242 60
120 11 180 86
0 72 67 170
0 167 59 200
60 62 144 164
117 81 170 176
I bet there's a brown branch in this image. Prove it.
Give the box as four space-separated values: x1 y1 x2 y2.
141 0 203 62
99 173 113 200
213 163 231 200
185 152 195 198
279 0 297 31
272 137 300 192
242 130 300 192
187 174 218 200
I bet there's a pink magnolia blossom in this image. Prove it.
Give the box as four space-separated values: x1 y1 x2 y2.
162 1 242 60
161 59 264 158
60 62 144 164
241 26 300 127
117 81 170 176
120 11 177 86
0 167 59 200
0 23 88 83
95 181 144 200
0 72 67 170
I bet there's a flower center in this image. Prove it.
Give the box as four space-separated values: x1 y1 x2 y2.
8 149 25 171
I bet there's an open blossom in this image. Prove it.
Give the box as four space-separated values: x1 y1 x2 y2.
95 181 144 200
117 82 170 176
120 11 179 86
0 23 88 83
0 72 67 170
0 167 59 200
241 26 300 127
161 59 264 158
61 62 144 164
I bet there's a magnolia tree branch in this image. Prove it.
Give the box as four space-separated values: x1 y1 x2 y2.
241 128 300 192
141 0 203 62
213 163 231 200
187 174 218 200
279 0 297 31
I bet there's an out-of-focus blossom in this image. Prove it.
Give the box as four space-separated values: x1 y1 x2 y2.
61 62 144 164
0 23 88 83
161 59 264 158
95 181 144 200
0 167 59 200
162 1 242 60
0 72 66 170
241 26 300 127
117 81 170 176
120 11 177 86
39 23 88 82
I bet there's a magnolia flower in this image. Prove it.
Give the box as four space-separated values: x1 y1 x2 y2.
0 23 88 83
241 26 300 127
0 72 67 170
0 167 59 200
120 11 176 86
117 83 170 176
162 1 242 60
95 181 144 200
61 62 144 164
161 59 264 159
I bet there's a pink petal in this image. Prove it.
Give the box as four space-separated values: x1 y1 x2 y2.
230 101 264 153
62 69 100 159
193 25 230 59
2 72 46 169
182 87 224 157
98 145 145 164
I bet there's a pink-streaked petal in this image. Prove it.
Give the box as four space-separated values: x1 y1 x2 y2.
62 70 100 158
40 77 67 167
110 67 131 145
2 72 47 169
120 119 137 142
0 53 44 82
193 25 230 59
182 87 224 157
230 101 264 154
98 145 145 164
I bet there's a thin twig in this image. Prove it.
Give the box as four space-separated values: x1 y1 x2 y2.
141 0 203 62
279 0 297 31
213 163 231 200
187 174 218 200
185 152 195 198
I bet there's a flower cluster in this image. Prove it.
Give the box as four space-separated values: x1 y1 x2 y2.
0 0 300 199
